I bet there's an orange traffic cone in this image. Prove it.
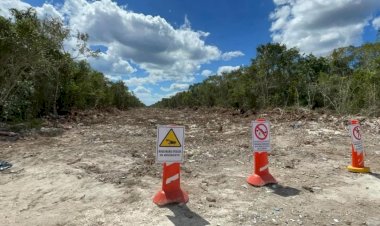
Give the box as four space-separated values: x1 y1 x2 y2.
347 120 370 173
247 152 277 186
153 163 189 206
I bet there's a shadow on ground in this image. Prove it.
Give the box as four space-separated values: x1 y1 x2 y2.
165 204 210 226
369 172 380 180
266 184 301 197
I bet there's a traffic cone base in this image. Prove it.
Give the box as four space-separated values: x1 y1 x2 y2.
153 163 189 206
247 150 277 187
153 188 189 206
347 165 370 173
247 173 277 187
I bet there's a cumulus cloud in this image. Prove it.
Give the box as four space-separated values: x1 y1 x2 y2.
123 77 153 87
104 74 122 82
201 69 213 77
88 51 136 76
36 3 64 20
132 85 177 106
373 17 380 30
270 0 380 55
59 0 238 82
160 83 190 92
221 51 244 60
217 66 240 75
133 86 151 94
0 0 31 18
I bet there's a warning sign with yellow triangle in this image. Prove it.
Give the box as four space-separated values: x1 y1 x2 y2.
160 129 182 147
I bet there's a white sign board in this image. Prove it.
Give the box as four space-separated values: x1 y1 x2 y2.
156 125 185 163
252 120 271 152
350 124 364 152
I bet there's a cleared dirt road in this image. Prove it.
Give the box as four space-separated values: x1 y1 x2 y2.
1 108 380 225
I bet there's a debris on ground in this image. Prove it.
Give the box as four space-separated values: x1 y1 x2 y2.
0 108 379 225
0 131 19 141
0 160 12 171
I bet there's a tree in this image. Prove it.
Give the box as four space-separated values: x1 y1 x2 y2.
0 8 144 121
154 42 380 116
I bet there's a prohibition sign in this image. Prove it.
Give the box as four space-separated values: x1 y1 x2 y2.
255 123 268 140
353 126 361 140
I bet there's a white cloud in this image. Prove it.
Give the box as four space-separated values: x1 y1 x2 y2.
217 66 240 75
373 17 380 30
123 73 195 88
201 69 213 77
104 74 122 81
132 89 156 106
36 3 64 20
160 83 189 92
59 0 234 82
270 0 380 55
133 86 151 94
273 0 293 5
131 85 176 106
180 15 192 30
0 0 31 19
132 89 178 106
123 77 153 87
88 52 136 77
221 51 244 60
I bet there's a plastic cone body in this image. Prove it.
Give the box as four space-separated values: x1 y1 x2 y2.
153 163 189 206
247 152 277 186
347 120 370 173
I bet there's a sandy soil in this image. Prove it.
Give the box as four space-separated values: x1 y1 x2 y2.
1 108 380 226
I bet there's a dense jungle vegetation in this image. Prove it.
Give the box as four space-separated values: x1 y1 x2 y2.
154 41 380 116
0 9 144 122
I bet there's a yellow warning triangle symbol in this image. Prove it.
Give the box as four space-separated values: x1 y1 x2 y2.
160 129 181 147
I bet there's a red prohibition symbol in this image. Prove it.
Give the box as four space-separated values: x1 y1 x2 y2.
353 126 361 140
255 123 268 140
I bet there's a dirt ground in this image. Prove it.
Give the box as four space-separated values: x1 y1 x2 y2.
1 108 380 226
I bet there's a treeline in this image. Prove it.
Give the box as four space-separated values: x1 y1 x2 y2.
154 42 380 116
0 9 144 122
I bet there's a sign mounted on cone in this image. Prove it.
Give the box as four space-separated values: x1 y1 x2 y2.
347 119 370 173
252 120 271 152
154 125 188 206
349 123 363 152
156 125 185 163
247 119 277 187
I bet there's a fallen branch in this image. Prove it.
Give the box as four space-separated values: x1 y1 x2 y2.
0 131 19 137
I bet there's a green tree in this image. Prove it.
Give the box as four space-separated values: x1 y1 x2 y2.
0 8 144 121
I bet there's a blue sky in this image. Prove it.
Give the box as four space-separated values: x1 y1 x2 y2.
1 0 380 105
